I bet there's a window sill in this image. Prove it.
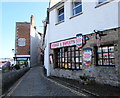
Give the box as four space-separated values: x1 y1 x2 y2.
55 20 64 25
69 12 83 19
95 0 114 8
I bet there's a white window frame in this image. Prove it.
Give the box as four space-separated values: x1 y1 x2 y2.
72 0 82 16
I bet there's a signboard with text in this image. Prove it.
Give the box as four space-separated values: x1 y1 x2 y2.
51 38 76 49
51 34 86 49
18 38 26 46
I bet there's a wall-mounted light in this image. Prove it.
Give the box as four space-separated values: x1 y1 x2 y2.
94 30 107 39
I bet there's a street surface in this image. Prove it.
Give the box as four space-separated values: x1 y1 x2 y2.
7 66 85 96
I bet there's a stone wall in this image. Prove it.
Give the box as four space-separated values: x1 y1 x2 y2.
2 67 30 94
50 27 120 87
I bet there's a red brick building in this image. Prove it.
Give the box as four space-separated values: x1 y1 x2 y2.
14 15 42 67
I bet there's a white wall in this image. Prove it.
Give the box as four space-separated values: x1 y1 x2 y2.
48 0 119 43
30 26 41 66
44 0 119 76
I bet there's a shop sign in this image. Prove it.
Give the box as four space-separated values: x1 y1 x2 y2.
85 36 89 41
76 34 86 48
51 38 76 49
16 58 27 61
83 48 92 66
76 34 83 48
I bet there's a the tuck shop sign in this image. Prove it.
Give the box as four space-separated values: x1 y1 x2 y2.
51 38 76 49
51 34 87 49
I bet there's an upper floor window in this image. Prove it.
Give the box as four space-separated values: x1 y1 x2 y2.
96 45 115 66
58 6 64 22
72 0 82 16
98 0 107 4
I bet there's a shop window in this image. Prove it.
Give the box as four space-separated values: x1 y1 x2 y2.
96 45 115 66
72 0 82 16
55 46 82 70
58 6 64 22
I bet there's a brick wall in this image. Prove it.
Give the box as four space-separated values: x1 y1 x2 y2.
16 22 30 55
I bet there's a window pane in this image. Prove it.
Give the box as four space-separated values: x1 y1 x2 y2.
73 6 82 15
76 51 79 56
73 2 82 7
62 58 64 62
72 52 74 57
80 57 82 62
109 46 114 52
58 14 64 22
72 57 75 62
76 58 79 62
68 58 71 62
103 59 109 65
65 58 67 62
102 47 108 52
68 63 71 68
109 53 114 58
110 59 115 65
65 63 68 69
76 64 80 69
98 47 102 53
68 52 71 57
68 47 71 51
98 0 107 4
62 63 64 68
72 63 75 69
98 59 102 65
98 54 102 59
103 53 109 58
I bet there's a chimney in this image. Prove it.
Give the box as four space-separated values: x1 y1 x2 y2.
31 15 34 26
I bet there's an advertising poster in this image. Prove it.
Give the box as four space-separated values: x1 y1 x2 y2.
49 54 53 64
83 48 92 66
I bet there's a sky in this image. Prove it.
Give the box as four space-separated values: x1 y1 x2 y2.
0 1 49 58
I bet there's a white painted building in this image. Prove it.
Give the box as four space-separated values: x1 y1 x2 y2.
44 0 120 86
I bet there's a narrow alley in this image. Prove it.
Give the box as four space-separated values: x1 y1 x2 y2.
6 66 86 97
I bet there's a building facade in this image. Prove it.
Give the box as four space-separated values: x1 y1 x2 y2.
43 0 120 86
14 15 42 67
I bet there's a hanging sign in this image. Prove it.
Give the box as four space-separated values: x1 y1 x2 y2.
85 36 89 41
83 48 92 66
76 34 86 48
16 58 27 61
96 34 101 47
76 34 83 48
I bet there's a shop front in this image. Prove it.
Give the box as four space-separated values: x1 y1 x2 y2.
14 57 30 68
49 29 119 86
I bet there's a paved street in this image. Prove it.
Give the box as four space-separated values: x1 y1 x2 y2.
8 66 85 96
